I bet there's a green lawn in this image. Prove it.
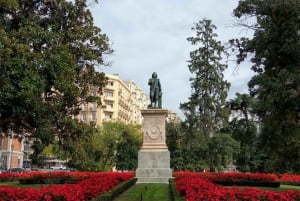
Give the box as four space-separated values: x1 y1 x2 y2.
227 184 300 191
280 184 300 190
113 183 169 201
260 184 300 191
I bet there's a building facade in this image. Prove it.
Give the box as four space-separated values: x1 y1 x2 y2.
166 110 182 124
78 74 150 126
0 129 31 170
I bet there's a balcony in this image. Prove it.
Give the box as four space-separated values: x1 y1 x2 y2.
104 96 114 101
103 106 114 113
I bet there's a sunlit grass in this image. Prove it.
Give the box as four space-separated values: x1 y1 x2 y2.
280 184 300 190
113 183 169 201
226 184 300 191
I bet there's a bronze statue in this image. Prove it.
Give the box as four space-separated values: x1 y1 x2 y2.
148 72 162 108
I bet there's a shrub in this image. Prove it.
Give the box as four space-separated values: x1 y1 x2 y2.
169 179 185 201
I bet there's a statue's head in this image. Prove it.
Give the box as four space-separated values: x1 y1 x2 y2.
152 72 157 78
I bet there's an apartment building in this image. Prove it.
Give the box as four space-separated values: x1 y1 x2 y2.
166 110 182 124
0 128 31 170
78 74 150 126
124 80 149 124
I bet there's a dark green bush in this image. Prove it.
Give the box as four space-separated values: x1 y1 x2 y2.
19 176 83 185
213 180 280 188
169 179 185 201
0 177 18 182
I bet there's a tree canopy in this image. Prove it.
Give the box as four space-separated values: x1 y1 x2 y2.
0 0 111 157
180 19 230 137
232 0 300 172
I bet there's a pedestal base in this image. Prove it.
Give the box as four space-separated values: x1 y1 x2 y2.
136 149 172 183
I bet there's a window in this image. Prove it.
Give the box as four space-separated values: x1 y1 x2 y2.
107 81 114 86
104 113 112 119
82 112 87 122
92 91 97 97
91 112 96 121
106 103 113 108
104 91 113 97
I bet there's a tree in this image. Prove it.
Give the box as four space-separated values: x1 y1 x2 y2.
228 93 259 172
54 121 103 171
179 19 230 170
115 125 142 171
97 122 142 171
0 0 111 161
180 19 230 137
208 133 239 172
166 122 185 170
232 0 300 173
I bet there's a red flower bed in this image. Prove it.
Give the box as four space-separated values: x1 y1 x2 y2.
0 171 105 181
0 171 134 201
280 174 300 184
213 172 279 182
174 171 300 201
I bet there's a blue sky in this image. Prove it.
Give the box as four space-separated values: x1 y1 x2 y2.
90 0 254 119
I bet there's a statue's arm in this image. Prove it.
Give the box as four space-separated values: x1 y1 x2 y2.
158 79 162 91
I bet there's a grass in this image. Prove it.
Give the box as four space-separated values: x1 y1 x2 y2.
113 183 169 201
280 184 300 190
259 184 300 191
226 184 300 191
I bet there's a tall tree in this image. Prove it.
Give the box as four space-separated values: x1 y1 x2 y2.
232 0 300 172
179 19 230 170
0 0 111 159
180 19 230 137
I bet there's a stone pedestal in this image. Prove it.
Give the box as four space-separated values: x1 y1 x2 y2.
136 109 172 183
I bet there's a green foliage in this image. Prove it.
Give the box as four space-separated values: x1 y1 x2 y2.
0 0 111 163
166 122 185 170
45 121 141 171
178 19 231 171
53 121 102 171
214 180 280 188
115 128 142 171
180 18 230 137
208 133 240 171
19 176 81 185
101 122 142 171
232 0 300 173
228 93 259 172
169 179 185 201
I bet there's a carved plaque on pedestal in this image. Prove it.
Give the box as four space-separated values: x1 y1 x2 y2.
141 109 168 150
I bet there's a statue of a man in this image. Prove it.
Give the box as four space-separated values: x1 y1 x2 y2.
148 72 162 108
